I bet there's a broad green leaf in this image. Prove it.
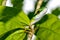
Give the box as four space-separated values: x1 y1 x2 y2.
16 11 30 25
5 30 26 40
0 6 30 40
0 6 30 25
5 11 30 31
36 20 60 40
36 14 58 28
35 14 60 40
11 0 23 10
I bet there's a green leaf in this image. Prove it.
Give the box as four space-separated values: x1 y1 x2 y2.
0 6 5 15
52 7 60 16
5 30 26 40
16 11 30 25
0 0 3 5
36 14 58 27
28 12 35 20
0 22 6 37
23 33 27 40
35 14 60 40
0 6 30 40
11 0 23 10
0 6 20 22
0 6 30 25
5 11 30 31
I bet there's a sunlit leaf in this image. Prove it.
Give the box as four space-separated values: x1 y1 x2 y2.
0 6 30 40
5 30 26 40
0 22 6 37
35 14 60 40
35 14 58 27
0 6 30 25
5 11 30 31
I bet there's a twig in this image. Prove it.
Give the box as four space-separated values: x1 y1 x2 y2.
27 0 46 40
31 7 48 25
35 0 43 14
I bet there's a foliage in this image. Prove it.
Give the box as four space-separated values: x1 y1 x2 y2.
0 0 3 5
0 0 60 40
11 0 23 10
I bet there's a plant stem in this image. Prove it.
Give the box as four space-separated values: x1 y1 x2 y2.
2 0 7 6
31 8 47 25
27 25 34 40
35 0 43 14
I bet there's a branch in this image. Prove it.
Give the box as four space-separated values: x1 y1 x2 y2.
27 25 35 40
35 0 43 14
27 0 46 40
31 7 48 25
